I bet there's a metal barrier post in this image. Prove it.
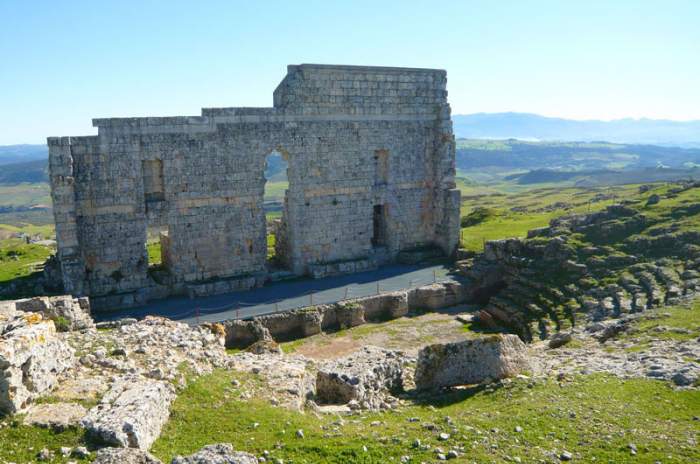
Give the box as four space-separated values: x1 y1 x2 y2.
344 286 349 300
433 269 437 283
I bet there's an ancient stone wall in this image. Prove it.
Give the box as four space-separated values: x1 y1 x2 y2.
48 64 459 310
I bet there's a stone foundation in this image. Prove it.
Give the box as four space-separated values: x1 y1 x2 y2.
223 280 466 348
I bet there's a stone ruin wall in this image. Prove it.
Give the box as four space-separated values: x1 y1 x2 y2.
48 64 460 310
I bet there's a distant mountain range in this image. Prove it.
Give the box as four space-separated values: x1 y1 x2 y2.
453 113 700 147
0 144 47 165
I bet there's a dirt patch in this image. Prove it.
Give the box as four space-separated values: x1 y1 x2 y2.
284 307 482 361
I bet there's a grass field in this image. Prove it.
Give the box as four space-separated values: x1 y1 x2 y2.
264 180 288 202
146 371 700 463
0 183 51 207
2 371 696 463
0 238 52 282
458 184 642 251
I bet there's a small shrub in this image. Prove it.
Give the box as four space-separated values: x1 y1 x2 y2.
52 315 71 332
461 207 498 227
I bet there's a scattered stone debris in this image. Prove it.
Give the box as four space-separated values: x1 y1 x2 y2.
415 334 530 390
228 352 316 410
533 323 700 386
0 311 74 414
66 316 227 388
92 447 163 464
171 443 257 464
316 346 408 410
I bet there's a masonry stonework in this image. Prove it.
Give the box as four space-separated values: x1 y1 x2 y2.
48 64 460 310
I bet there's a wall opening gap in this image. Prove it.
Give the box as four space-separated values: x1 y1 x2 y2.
372 204 387 248
264 149 289 269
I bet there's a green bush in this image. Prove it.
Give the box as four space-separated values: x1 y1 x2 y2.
461 207 498 227
52 315 70 332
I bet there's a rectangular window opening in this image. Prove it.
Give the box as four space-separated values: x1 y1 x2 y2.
372 204 387 247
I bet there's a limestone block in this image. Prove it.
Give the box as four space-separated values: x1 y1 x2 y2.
299 308 323 337
316 346 407 409
14 295 94 331
0 312 75 414
171 443 257 464
414 334 530 390
335 301 365 329
81 377 176 450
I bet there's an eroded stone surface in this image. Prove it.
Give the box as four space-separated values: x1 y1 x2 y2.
171 443 257 464
316 346 408 410
227 352 316 410
13 295 94 331
0 311 74 414
66 316 227 387
81 377 176 450
415 334 530 390
23 402 86 430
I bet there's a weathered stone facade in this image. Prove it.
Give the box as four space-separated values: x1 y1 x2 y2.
48 64 459 310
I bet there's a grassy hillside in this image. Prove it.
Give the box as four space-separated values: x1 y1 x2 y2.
0 159 48 184
459 184 640 251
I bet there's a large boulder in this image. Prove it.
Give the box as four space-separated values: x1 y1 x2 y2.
171 443 257 464
13 295 94 331
92 447 163 464
316 346 407 409
414 334 530 390
81 377 176 450
0 312 75 414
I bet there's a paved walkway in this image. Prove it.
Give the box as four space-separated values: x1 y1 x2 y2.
95 263 461 325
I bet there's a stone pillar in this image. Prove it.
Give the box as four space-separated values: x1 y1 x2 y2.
432 103 461 257
47 137 86 295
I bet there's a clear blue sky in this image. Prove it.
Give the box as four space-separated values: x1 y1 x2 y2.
1 0 699 144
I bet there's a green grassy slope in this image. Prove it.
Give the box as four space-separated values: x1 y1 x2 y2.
149 370 699 463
